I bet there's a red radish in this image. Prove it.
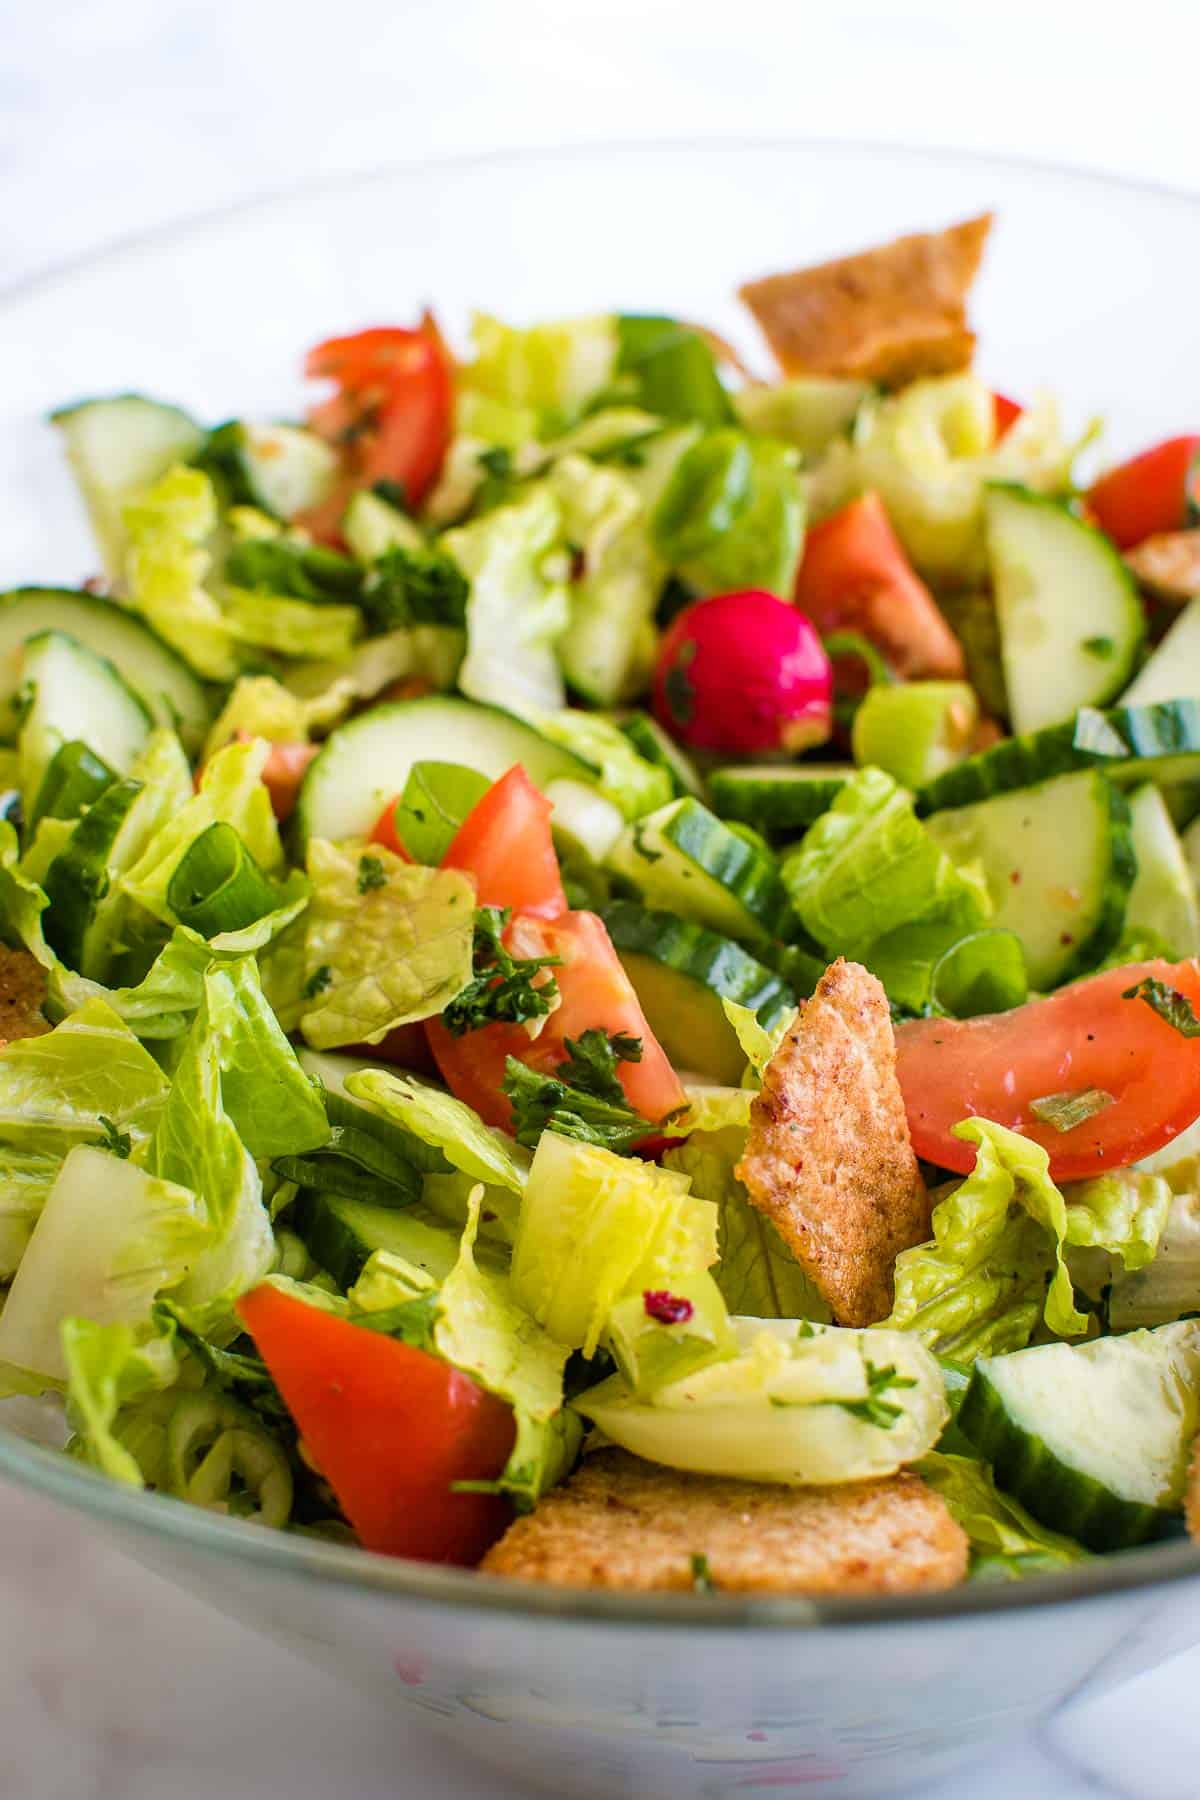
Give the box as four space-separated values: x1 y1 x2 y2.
1087 435 1200 549
652 590 832 756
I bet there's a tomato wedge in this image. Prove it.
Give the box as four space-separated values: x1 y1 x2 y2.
895 959 1200 1180
257 740 319 822
237 1285 514 1564
442 765 567 920
992 393 1023 440
301 315 454 540
794 491 966 680
368 796 411 860
426 909 686 1131
1086 435 1200 549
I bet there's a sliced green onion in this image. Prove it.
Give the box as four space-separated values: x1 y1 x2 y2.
322 1090 452 1177
166 1392 292 1528
1029 1089 1116 1133
30 739 117 829
167 821 281 936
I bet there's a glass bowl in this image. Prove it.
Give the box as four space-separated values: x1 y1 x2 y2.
2 140 1199 1799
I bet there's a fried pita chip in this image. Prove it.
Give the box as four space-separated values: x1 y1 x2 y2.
1125 530 1200 602
0 945 49 1049
481 1449 967 1594
739 213 993 387
736 959 929 1327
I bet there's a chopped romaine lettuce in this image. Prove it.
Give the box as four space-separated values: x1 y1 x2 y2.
1064 1168 1172 1273
546 454 664 705
534 709 672 820
719 996 796 1082
61 1315 181 1486
883 1118 1088 1361
652 429 806 599
121 465 241 680
203 674 348 760
345 1067 529 1195
222 590 361 661
0 1145 207 1381
460 312 618 425
204 959 329 1161
299 841 474 1049
511 1130 718 1355
917 1450 1089 1577
575 1317 947 1484
444 487 570 716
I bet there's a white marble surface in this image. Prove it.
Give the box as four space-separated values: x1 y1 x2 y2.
5 3 1200 1795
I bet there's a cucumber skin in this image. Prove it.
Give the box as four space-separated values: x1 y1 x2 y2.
709 766 853 832
600 900 795 1025
662 799 797 943
958 1365 1170 1552
919 700 1200 813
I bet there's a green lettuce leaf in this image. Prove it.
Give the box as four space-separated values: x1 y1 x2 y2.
121 465 241 680
664 1127 831 1322
120 738 283 926
652 429 806 599
222 590 361 661
615 315 734 426
781 767 989 961
283 625 464 714
917 1449 1089 1578
545 454 664 705
719 996 796 1081
0 1144 207 1381
0 817 54 968
203 674 349 761
61 1315 181 1486
460 312 618 425
511 1128 718 1355
1064 1168 1172 1273
299 841 474 1049
534 708 672 821
883 1117 1088 1360
435 1188 578 1507
346 1067 529 1195
444 487 570 715
204 958 329 1160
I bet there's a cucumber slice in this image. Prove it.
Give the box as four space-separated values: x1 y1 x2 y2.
986 486 1144 735
1123 597 1200 707
290 1190 464 1291
925 769 1135 987
296 696 595 846
606 796 794 947
709 763 854 832
919 699 1200 813
17 632 152 813
958 1323 1200 1551
341 490 424 560
233 423 339 521
0 588 210 753
42 777 145 972
545 779 625 865
50 394 203 579
601 900 794 1084
1126 783 1200 956
618 711 707 800
732 376 870 457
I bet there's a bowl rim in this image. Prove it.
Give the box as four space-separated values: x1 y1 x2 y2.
4 132 1200 1630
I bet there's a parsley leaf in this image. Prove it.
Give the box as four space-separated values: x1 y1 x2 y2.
224 536 363 601
441 906 561 1036
837 1362 917 1430
301 963 333 1000
1122 977 1200 1038
357 855 388 894
95 1116 132 1159
502 1032 649 1151
363 546 468 631
690 1552 718 1593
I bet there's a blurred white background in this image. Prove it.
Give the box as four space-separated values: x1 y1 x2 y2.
4 3 1200 1796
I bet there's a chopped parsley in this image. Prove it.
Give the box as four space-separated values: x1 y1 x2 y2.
1029 1088 1114 1132
837 1362 917 1430
690 1552 718 1593
356 855 388 894
1081 635 1116 659
363 545 468 631
441 906 561 1036
224 536 363 602
1122 976 1200 1038
95 1116 132 1159
502 1030 650 1151
302 964 333 1000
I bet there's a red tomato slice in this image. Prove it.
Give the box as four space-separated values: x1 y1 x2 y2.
442 765 567 920
368 795 411 860
794 491 966 681
992 393 1023 440
301 315 453 540
426 909 686 1131
1086 436 1200 549
895 959 1200 1180
257 740 318 822
236 1285 514 1564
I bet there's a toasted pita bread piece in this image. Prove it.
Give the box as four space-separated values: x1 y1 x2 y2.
736 959 929 1327
481 1449 966 1594
1125 530 1200 602
0 946 49 1049
739 213 993 387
